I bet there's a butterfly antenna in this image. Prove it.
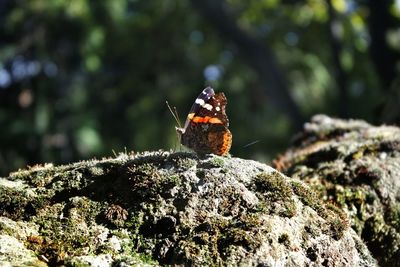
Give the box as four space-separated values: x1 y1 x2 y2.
166 100 183 153
173 106 182 128
166 100 182 128
243 140 260 148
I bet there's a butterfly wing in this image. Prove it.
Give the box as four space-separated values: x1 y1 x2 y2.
182 86 215 130
179 89 232 155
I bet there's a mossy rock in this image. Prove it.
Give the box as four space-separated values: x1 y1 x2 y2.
274 114 400 266
0 150 375 266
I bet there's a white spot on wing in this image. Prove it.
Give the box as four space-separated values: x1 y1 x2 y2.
195 98 205 106
204 103 213 110
215 106 221 111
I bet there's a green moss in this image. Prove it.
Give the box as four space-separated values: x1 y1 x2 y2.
387 203 400 231
49 169 91 193
88 166 105 176
166 175 181 186
290 181 349 239
179 211 268 264
351 144 380 161
69 196 102 222
135 252 160 265
177 239 205 264
238 214 262 230
8 164 55 183
129 163 159 179
255 172 293 199
290 181 324 214
253 172 299 218
221 228 261 251
329 216 348 240
320 184 372 235
0 188 27 219
125 211 145 231
326 203 348 222
209 157 225 168
26 198 108 264
362 214 400 265
0 187 50 221
171 157 197 170
254 200 268 213
281 200 297 218
182 217 263 264
30 170 57 187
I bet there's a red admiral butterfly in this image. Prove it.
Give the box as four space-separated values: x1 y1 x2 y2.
173 87 232 156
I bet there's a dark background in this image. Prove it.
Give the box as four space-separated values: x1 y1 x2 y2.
0 0 399 176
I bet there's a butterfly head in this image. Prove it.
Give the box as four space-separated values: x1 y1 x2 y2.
175 126 184 141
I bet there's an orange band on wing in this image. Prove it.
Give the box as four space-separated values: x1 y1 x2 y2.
209 118 222 124
190 115 223 124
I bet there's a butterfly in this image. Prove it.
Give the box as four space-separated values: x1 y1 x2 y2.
172 87 232 156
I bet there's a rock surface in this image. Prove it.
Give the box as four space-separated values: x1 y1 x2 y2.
274 114 400 266
0 150 375 266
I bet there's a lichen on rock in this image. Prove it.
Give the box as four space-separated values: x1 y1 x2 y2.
274 114 400 266
0 150 375 266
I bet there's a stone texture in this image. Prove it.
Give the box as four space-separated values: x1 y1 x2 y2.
0 150 375 266
274 114 400 266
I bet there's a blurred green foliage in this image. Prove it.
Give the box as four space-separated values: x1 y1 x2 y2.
0 0 399 176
